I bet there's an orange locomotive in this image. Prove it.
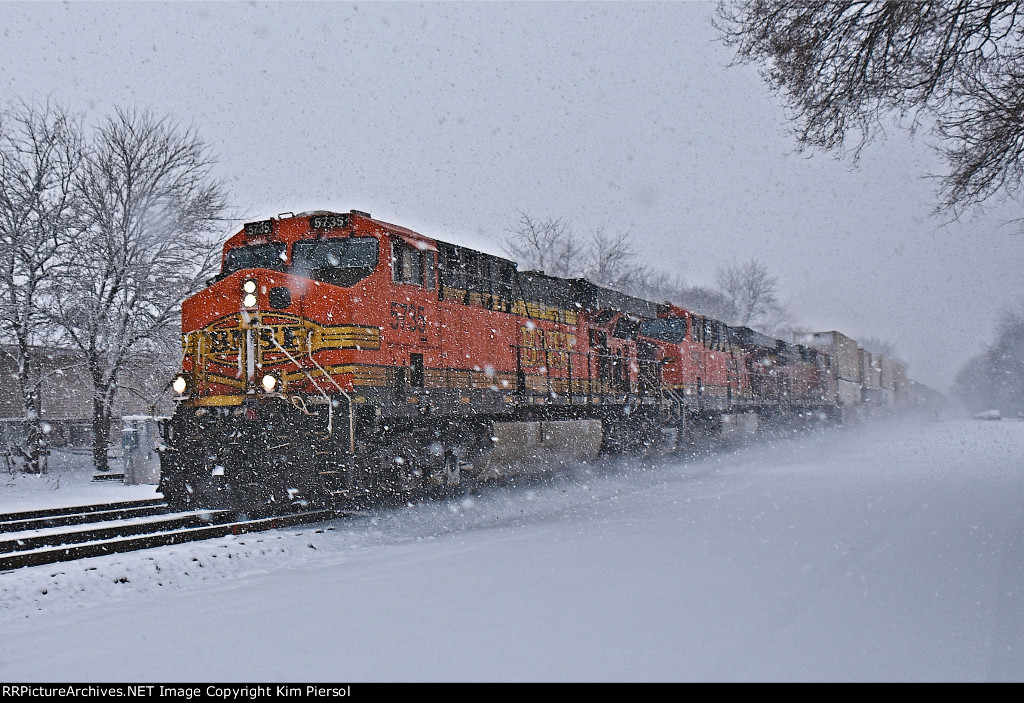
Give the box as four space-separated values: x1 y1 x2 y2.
637 304 834 438
159 210 834 512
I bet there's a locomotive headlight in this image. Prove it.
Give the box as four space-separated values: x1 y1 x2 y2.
261 373 279 393
172 374 189 395
243 279 258 307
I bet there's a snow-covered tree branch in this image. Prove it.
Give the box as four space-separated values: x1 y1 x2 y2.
502 212 582 278
716 0 1024 218
715 258 786 331
53 109 227 473
0 101 84 473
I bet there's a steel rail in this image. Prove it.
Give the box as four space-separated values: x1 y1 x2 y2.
0 498 165 524
0 510 229 554
0 510 339 571
0 503 171 533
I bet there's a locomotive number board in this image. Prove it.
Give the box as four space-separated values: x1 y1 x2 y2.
310 214 349 230
244 219 274 237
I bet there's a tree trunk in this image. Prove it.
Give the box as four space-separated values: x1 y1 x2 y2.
16 339 46 474
22 389 46 474
90 362 118 474
91 392 112 473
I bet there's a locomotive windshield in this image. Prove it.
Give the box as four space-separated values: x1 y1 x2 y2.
612 315 642 340
291 237 379 287
224 243 287 274
639 318 688 343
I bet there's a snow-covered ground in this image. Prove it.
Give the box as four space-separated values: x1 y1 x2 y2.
1 413 1022 682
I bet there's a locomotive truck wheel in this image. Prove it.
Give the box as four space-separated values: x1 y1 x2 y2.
443 451 461 487
376 441 422 496
395 454 420 493
160 477 194 512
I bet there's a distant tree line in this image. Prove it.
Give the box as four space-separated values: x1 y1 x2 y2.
0 101 227 473
952 304 1024 417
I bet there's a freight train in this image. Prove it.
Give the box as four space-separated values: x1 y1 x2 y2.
157 210 908 512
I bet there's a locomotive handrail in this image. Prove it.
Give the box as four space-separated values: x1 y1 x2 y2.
265 331 356 455
269 334 333 405
303 331 356 455
510 341 630 401
660 385 685 425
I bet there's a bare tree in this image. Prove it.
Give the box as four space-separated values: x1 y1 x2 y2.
606 267 743 327
582 228 650 292
0 102 84 473
858 335 908 368
952 301 1024 416
503 216 659 295
715 258 782 329
715 1 1024 216
502 215 797 334
502 213 582 277
633 269 689 305
54 109 227 473
677 285 743 325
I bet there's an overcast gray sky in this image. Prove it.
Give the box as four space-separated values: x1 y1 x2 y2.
2 1 1021 392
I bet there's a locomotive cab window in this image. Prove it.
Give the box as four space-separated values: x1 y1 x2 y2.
640 318 687 344
424 250 436 290
392 239 424 286
613 315 641 341
291 237 379 287
691 315 703 343
223 243 287 275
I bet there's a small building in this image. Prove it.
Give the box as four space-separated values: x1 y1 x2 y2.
0 345 174 448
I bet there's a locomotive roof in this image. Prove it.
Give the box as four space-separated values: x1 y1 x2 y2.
515 270 579 311
569 279 659 319
230 210 440 252
436 239 518 269
730 326 779 350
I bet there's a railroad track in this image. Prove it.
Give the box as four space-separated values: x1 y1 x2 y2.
0 498 169 533
0 499 341 571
